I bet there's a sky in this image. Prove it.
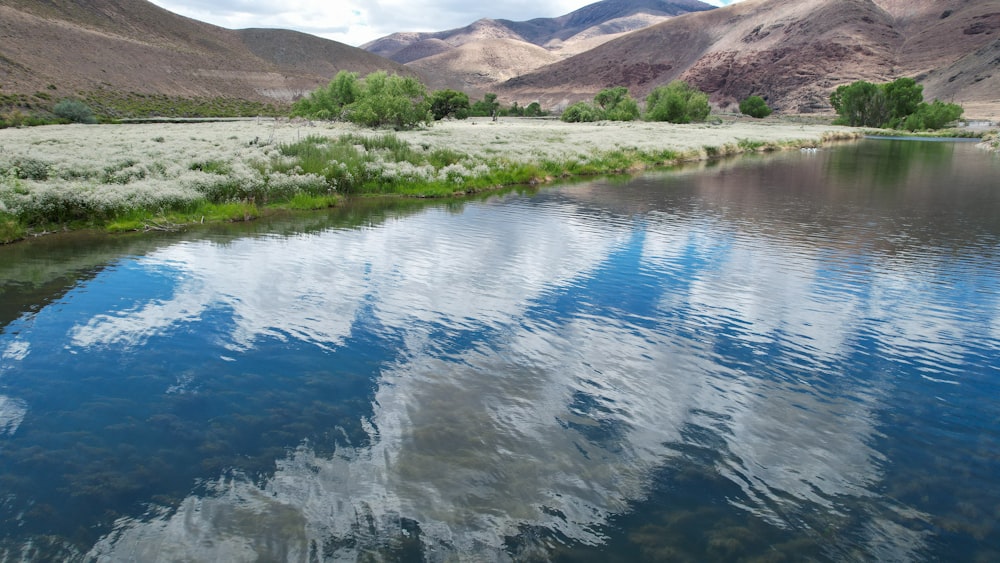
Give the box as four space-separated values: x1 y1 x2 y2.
147 0 746 47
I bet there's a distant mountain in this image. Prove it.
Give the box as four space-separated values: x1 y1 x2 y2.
2 0 996 117
361 0 714 96
498 0 1000 115
0 0 415 104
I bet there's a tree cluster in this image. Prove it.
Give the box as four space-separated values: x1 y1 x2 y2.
830 78 963 130
292 70 432 129
561 82 712 124
561 86 641 123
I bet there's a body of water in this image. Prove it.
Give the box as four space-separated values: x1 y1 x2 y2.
1 139 998 561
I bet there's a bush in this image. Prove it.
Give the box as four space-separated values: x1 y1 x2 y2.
560 87 641 123
645 81 711 123
903 100 964 131
561 101 604 123
739 95 772 118
52 98 97 124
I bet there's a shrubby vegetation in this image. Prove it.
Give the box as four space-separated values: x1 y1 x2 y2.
645 81 711 124
561 86 641 123
429 89 470 120
469 93 501 119
830 77 963 130
739 95 772 119
561 101 604 123
52 98 97 124
292 71 432 129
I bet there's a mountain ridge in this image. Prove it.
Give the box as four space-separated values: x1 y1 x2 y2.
0 0 416 105
495 0 999 115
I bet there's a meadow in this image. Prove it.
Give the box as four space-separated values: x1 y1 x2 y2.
0 117 861 243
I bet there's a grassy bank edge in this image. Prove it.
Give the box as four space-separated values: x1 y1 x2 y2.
0 129 862 245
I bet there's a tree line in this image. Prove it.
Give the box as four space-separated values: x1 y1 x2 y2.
289 70 962 131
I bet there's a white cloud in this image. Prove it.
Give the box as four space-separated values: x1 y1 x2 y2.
146 0 747 47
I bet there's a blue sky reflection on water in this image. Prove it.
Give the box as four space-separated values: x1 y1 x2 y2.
0 141 998 560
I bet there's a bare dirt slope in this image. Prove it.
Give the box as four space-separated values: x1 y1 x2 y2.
499 0 1000 117
0 0 414 103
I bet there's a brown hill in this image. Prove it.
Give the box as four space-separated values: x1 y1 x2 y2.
363 1 714 63
408 39 562 94
499 0 1000 117
0 0 414 104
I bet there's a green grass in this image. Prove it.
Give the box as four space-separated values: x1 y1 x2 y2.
0 212 25 243
105 201 261 233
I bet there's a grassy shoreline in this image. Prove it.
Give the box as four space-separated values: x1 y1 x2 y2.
1 117 863 244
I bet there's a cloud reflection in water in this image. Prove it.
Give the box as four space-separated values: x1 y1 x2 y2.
65 181 972 560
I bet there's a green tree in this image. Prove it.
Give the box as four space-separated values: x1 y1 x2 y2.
595 86 640 121
645 80 711 123
739 95 772 118
53 98 97 124
830 80 889 127
560 101 603 123
293 71 431 129
524 102 543 117
470 93 501 119
291 70 360 119
831 77 961 130
429 89 470 120
883 77 923 126
347 71 431 129
904 100 964 131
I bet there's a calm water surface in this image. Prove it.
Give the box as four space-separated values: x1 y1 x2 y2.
0 140 998 561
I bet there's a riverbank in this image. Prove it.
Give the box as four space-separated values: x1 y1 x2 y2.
0 117 861 243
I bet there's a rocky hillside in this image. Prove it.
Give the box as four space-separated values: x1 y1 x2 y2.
0 0 414 105
362 0 714 96
499 0 1000 115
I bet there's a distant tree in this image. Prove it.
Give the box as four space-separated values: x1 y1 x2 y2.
429 89 470 120
524 101 543 117
645 80 710 123
903 100 964 131
293 71 430 129
882 77 923 127
739 95 772 118
53 98 97 124
830 77 961 130
347 71 431 129
594 86 640 121
560 101 603 123
830 80 889 127
470 93 501 120
291 70 360 120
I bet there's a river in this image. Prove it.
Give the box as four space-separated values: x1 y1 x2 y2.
1 139 998 561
